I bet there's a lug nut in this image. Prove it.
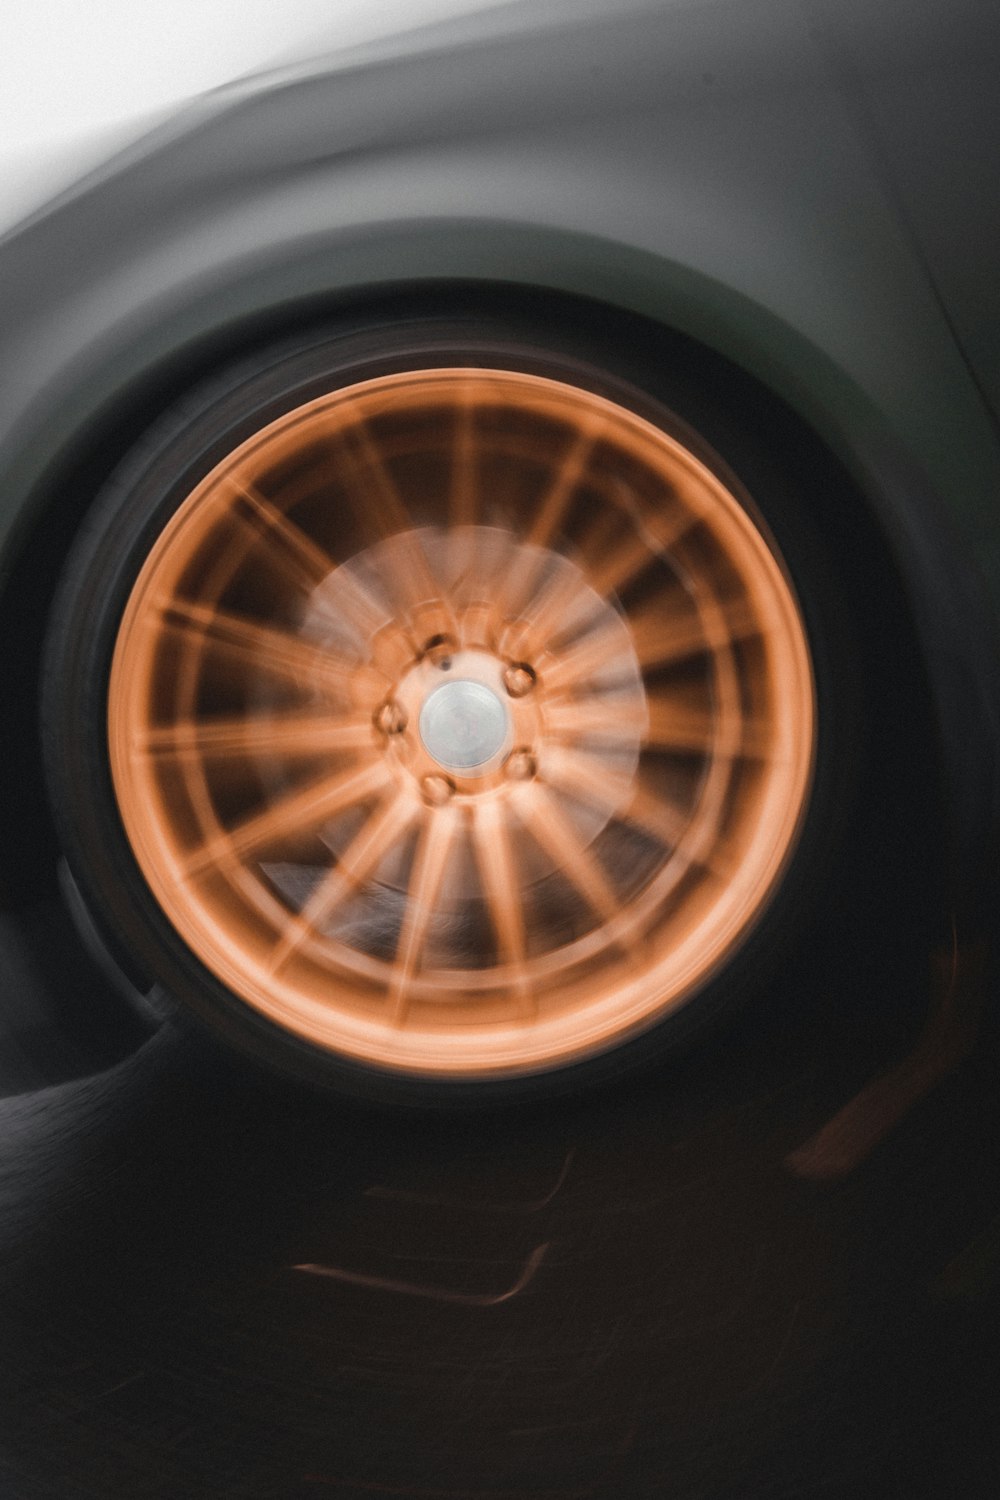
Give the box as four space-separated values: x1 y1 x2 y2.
375 699 407 736
420 773 457 806
502 661 536 698
421 634 456 670
505 748 537 781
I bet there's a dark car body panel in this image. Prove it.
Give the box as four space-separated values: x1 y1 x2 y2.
1 0 998 894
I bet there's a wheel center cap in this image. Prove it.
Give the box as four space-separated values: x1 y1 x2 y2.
419 679 510 773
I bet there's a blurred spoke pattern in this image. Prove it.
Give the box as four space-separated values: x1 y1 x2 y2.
159 600 372 696
182 761 392 878
471 799 532 1012
269 792 419 975
390 805 461 1023
108 368 814 1076
513 784 621 925
226 477 338 594
523 420 603 549
139 712 374 762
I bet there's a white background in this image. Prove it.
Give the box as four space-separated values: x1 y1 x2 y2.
0 0 499 232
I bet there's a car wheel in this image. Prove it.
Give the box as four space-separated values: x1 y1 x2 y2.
43 315 855 1104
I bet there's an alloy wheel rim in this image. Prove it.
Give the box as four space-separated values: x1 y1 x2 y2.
108 367 815 1076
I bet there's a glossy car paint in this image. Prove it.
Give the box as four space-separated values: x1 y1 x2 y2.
0 0 997 907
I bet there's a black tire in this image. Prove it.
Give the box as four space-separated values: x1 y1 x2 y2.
42 311 865 1107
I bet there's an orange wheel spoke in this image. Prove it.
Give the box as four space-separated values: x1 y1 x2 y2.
540 744 634 814
541 753 696 871
313 566 391 644
501 565 587 661
449 388 479 529
471 801 533 1013
619 782 691 850
524 421 602 549
389 805 461 1022
539 624 632 693
227 478 337 592
544 694 647 745
584 505 694 599
269 791 418 973
513 784 620 925
628 595 760 673
343 420 416 537
182 759 391 878
159 599 374 697
339 421 449 618
643 695 718 755
546 691 768 760
584 532 653 600
139 711 374 762
644 691 767 759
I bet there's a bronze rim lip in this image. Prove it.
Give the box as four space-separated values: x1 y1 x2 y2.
107 366 816 1077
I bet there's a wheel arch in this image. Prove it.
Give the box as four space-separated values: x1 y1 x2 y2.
0 228 986 910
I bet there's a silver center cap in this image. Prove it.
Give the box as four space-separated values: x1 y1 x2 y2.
418 679 510 773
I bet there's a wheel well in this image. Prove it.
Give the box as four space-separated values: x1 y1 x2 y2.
0 281 943 929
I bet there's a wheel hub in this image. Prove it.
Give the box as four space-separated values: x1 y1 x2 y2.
418 678 510 772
